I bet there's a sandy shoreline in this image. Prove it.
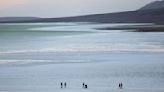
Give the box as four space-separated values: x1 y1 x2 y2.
0 86 163 91
0 57 164 92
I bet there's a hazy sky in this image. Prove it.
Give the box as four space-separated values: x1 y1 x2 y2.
0 0 156 17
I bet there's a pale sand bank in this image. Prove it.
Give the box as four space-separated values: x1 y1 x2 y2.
0 58 164 92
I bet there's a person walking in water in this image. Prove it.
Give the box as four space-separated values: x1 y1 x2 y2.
61 82 63 88
64 82 67 88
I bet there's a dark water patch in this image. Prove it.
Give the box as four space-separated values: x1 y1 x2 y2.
96 25 164 32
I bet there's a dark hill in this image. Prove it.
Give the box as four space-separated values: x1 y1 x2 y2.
140 0 164 10
38 8 164 23
0 17 39 22
1 8 163 24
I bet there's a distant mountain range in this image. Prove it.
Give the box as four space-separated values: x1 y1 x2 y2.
0 17 39 22
0 0 164 24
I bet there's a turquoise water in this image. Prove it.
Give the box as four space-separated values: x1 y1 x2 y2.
0 23 164 91
0 23 164 55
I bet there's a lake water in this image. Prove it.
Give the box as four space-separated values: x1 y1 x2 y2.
0 23 164 92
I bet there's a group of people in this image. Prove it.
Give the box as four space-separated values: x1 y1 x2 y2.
60 82 67 88
82 83 88 89
119 83 123 89
60 82 88 89
60 82 123 89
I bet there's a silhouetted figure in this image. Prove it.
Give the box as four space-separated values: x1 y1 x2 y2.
82 83 85 88
119 83 121 88
120 83 123 89
64 82 67 88
61 82 63 88
85 84 88 89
